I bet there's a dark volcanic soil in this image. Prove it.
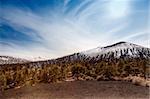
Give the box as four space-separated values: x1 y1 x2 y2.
0 81 149 99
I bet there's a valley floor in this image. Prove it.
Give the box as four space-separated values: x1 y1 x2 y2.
0 81 149 99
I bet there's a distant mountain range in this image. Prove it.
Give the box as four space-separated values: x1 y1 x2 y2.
0 56 29 64
0 42 150 65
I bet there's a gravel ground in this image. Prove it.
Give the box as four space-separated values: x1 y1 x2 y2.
0 81 149 99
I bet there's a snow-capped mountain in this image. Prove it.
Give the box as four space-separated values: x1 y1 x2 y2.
0 56 29 64
80 42 150 59
0 42 149 65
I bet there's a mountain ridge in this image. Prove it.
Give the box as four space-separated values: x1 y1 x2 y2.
0 41 150 65
0 56 29 64
80 41 150 59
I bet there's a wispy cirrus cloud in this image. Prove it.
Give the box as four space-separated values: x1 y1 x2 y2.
0 0 149 60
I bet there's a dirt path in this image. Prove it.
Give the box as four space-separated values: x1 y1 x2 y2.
0 81 149 99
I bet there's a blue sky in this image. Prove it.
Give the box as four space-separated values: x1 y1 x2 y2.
0 0 149 60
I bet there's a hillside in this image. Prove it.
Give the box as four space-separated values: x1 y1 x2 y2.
0 42 150 91
81 41 150 59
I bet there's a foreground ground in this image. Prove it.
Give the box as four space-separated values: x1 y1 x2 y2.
0 81 149 99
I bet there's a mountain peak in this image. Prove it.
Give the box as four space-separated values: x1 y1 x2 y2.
102 41 138 49
81 42 150 58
